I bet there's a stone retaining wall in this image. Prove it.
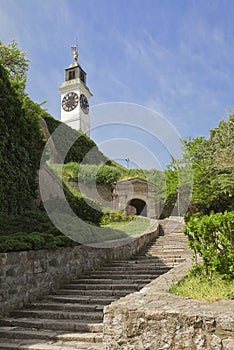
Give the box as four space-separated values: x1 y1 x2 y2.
0 222 159 316
103 260 234 350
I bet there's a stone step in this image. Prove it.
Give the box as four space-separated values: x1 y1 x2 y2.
142 246 188 251
0 318 103 333
0 338 103 350
89 269 169 275
99 264 171 270
78 269 161 284
144 242 188 247
154 241 188 243
137 248 187 253
56 281 142 295
143 245 190 250
134 256 186 262
105 260 181 267
151 238 187 243
0 327 103 343
137 251 188 256
54 289 136 297
59 283 142 291
10 309 103 321
115 256 184 262
24 302 104 312
145 240 188 245
65 278 153 286
140 250 188 255
101 264 169 270
77 273 163 279
48 295 117 305
142 246 187 252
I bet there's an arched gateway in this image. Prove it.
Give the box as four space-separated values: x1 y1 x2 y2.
113 178 159 218
127 198 147 217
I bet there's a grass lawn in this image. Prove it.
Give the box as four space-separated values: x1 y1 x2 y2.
169 272 234 302
101 217 151 236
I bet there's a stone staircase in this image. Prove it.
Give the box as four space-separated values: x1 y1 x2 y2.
0 218 190 349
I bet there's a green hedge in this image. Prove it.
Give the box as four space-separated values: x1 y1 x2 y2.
184 211 234 279
0 210 78 253
0 232 76 253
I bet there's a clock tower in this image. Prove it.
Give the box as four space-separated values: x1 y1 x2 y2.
59 46 92 136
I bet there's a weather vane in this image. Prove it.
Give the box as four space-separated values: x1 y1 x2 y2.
71 38 78 62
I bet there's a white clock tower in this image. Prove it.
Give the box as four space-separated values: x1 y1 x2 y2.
59 46 92 136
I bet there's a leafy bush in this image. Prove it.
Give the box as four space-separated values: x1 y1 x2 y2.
184 211 234 279
0 210 78 253
63 182 103 224
62 162 80 181
101 210 135 225
0 232 76 253
0 210 60 235
76 164 124 185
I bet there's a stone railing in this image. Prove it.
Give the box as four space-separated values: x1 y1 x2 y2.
0 221 159 316
103 259 234 350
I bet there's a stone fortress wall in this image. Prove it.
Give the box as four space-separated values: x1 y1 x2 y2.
0 223 159 316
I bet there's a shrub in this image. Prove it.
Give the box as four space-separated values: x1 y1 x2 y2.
101 210 135 225
76 164 124 185
63 181 103 224
0 209 79 253
184 211 234 279
0 231 76 253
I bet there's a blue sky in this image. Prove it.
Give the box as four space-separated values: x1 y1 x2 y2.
1 0 234 168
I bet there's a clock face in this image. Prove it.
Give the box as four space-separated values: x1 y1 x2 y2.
80 94 89 114
62 92 79 112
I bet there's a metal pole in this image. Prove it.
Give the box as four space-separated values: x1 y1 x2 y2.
176 186 180 217
125 158 130 169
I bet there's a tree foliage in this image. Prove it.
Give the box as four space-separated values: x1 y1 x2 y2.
0 40 29 93
184 115 234 217
184 211 234 280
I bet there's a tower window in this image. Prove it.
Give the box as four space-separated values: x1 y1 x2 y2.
68 70 75 80
80 70 85 83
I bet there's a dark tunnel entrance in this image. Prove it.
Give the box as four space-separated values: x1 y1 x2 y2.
127 198 147 217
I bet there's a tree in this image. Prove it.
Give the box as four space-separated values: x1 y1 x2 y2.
184 115 234 217
0 40 29 93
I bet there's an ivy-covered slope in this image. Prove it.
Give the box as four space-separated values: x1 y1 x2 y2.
0 56 114 252
43 113 108 165
0 63 45 214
